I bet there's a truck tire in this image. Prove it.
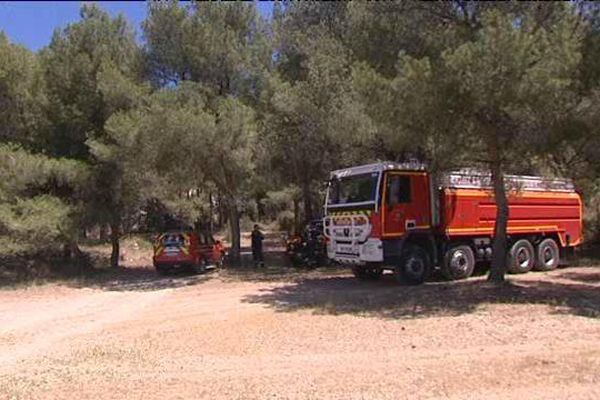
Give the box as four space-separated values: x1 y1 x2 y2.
395 244 431 285
507 239 535 274
442 245 475 280
534 238 560 271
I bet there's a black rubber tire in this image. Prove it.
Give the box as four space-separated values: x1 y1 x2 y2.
534 238 560 271
442 245 475 281
395 244 431 285
352 266 370 280
507 239 535 274
192 261 206 274
291 253 307 268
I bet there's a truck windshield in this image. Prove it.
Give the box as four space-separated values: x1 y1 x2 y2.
328 172 379 206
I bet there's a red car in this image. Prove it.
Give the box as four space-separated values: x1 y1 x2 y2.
153 230 226 274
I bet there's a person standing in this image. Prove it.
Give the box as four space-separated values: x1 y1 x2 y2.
251 224 265 267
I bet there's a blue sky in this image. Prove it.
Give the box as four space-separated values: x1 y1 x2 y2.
0 1 274 51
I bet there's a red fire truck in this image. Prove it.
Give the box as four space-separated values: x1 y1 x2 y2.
323 162 583 284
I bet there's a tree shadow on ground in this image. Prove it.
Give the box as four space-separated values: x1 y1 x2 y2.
0 248 216 292
242 270 600 320
555 269 600 284
219 248 348 282
0 262 216 292
64 265 216 292
221 264 347 284
221 250 348 283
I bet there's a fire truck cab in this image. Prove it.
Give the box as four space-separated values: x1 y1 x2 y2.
323 161 582 284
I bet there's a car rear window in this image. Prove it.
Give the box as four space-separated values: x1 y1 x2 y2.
162 234 185 246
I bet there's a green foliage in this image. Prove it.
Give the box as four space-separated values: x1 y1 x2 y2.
3 1 600 265
0 144 88 255
442 9 581 116
144 1 270 99
0 144 88 201
142 2 269 258
366 7 584 172
41 3 141 159
0 195 74 255
262 16 375 220
99 80 257 256
0 33 47 147
28 4 145 266
261 186 300 217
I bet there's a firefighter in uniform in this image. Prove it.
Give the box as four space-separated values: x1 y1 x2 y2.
251 224 265 267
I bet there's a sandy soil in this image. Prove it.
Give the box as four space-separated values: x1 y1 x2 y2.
1 260 599 399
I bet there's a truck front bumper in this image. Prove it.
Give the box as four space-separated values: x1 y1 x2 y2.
327 238 384 265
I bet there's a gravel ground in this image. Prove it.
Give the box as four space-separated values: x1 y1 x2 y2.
1 261 599 399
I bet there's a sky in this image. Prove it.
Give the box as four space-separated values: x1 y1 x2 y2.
0 1 274 51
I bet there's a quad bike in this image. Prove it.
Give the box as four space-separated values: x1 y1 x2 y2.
286 220 329 268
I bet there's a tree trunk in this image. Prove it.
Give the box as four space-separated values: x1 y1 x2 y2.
218 194 225 230
209 192 214 234
63 241 83 260
256 194 265 221
71 241 83 259
488 161 509 283
99 224 108 241
302 181 313 223
293 198 300 235
110 222 120 268
227 205 241 265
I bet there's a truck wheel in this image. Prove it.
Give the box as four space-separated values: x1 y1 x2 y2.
395 244 431 285
352 266 370 280
442 245 475 280
534 238 560 271
507 239 535 274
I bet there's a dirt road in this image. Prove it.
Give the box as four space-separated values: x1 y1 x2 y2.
1 265 599 399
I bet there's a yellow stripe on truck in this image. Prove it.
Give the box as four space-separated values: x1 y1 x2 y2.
329 210 372 216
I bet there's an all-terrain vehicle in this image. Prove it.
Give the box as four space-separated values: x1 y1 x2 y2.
286 219 329 268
